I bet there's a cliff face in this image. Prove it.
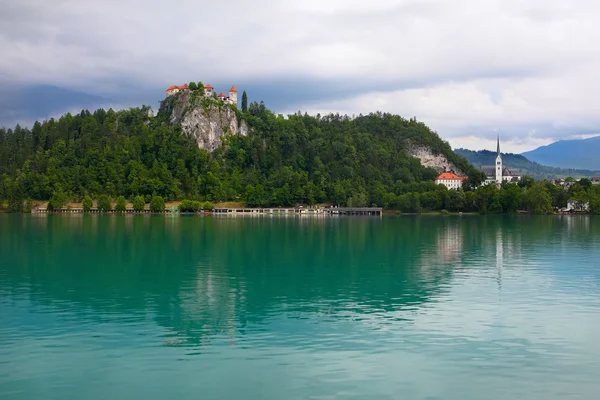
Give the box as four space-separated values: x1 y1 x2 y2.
408 144 465 175
159 91 248 152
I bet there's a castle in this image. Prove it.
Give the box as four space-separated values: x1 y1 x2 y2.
165 83 238 106
480 136 521 185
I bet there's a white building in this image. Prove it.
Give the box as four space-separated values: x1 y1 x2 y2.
435 171 467 190
481 137 521 185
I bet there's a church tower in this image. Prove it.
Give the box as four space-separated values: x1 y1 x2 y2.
495 135 502 184
229 86 238 106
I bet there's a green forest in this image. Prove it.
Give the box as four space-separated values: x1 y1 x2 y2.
1 96 599 214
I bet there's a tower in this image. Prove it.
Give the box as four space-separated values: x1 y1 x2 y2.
229 86 238 106
495 135 502 184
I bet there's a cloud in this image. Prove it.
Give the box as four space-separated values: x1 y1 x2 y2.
1 0 600 151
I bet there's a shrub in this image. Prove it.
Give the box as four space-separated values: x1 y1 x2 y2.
82 196 93 212
115 196 126 213
178 199 201 212
150 196 165 213
133 196 145 212
24 200 33 213
203 201 214 211
48 190 68 211
97 195 112 211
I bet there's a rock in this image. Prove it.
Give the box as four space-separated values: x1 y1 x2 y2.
408 144 464 175
160 91 248 152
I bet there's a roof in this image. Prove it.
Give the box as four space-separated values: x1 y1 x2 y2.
205 84 214 89
480 165 520 178
435 172 465 181
592 177 600 182
229 85 237 92
217 92 225 97
165 84 190 91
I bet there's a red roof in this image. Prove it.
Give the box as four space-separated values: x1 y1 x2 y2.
436 172 466 181
217 92 225 97
205 84 214 89
229 85 237 92
165 84 190 91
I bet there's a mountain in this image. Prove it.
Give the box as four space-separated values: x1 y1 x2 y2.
521 136 600 170
0 90 485 209
454 148 600 180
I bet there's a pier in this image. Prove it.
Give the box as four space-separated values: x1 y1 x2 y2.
323 207 382 216
33 206 383 216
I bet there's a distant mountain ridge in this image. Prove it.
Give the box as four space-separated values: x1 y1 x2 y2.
454 148 600 180
521 136 600 170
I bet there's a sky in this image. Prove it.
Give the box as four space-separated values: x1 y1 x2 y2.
1 0 600 153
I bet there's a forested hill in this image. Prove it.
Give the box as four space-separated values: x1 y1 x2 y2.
455 148 600 180
0 100 484 208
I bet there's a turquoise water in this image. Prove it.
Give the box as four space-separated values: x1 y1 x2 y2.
1 214 600 399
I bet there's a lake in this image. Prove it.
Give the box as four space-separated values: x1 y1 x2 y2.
1 214 600 399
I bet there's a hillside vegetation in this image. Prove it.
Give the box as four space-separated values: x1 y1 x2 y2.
0 100 485 210
455 148 600 180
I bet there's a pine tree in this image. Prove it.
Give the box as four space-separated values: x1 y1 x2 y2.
241 90 248 112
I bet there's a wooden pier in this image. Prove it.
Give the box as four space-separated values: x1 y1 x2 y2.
33 206 383 216
323 207 382 216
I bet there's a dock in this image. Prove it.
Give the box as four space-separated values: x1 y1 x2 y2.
33 206 383 216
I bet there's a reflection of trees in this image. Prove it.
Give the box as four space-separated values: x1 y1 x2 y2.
0 215 457 347
3 214 597 348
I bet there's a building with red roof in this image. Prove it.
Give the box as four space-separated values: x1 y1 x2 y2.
435 171 467 190
164 82 239 106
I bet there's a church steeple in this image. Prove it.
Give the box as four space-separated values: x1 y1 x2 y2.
496 135 500 157
495 135 502 184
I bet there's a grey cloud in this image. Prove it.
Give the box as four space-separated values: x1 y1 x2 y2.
1 0 600 150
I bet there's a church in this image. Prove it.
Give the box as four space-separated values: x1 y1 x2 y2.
480 137 521 186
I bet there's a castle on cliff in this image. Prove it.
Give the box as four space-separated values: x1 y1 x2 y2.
165 83 238 105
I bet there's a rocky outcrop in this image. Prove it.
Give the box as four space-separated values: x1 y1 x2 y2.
408 144 464 175
160 91 248 152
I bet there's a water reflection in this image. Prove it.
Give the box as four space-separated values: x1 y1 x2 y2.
2 214 600 399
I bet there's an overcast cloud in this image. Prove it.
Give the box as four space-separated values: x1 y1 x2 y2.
1 0 599 152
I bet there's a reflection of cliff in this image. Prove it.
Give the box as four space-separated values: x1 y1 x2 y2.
0 215 457 346
5 215 597 348
419 219 464 268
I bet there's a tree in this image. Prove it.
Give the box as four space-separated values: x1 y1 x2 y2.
446 189 465 211
47 190 68 211
241 90 248 112
522 183 552 214
590 194 600 215
197 81 204 95
178 199 201 212
133 195 145 212
188 82 198 90
97 195 112 211
518 175 535 189
82 196 93 212
115 196 126 212
203 201 214 211
7 178 24 213
150 196 165 213
500 183 522 213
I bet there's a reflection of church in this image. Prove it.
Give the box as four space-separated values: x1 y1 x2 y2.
481 137 521 186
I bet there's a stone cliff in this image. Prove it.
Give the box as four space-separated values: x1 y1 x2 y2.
159 91 248 152
408 143 465 175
